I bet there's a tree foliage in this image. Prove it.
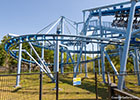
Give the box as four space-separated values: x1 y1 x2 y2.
0 35 135 73
105 45 134 72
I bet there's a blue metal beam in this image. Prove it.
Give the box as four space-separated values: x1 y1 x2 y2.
104 51 119 76
134 48 140 85
118 0 137 90
16 39 22 87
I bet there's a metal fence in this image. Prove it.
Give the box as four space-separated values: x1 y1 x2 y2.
0 73 40 100
0 71 139 100
0 72 104 100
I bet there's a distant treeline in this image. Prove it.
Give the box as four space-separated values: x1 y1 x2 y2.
0 35 134 73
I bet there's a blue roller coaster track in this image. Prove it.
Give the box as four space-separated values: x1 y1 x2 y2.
4 0 140 90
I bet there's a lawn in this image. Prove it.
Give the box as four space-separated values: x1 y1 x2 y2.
0 72 139 100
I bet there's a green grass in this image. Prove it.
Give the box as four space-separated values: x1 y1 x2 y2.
59 73 108 100
124 75 140 97
0 73 140 100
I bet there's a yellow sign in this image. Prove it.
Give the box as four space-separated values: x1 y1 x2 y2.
73 77 81 85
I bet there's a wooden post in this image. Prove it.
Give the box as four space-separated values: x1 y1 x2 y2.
39 71 43 100
113 74 115 83
107 72 112 100
107 72 118 100
56 72 59 100
95 72 98 100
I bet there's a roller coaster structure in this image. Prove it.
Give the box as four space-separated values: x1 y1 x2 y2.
4 0 140 90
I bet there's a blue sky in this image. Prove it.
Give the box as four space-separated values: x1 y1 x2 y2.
0 0 128 41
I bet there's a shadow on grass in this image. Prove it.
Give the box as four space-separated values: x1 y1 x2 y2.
59 75 108 100
11 87 22 92
0 88 39 94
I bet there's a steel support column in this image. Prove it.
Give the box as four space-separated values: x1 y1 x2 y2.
84 44 88 77
54 42 56 80
74 43 84 78
39 41 44 100
134 48 140 85
55 34 60 100
118 0 137 90
83 11 88 77
99 8 106 83
80 55 83 73
105 51 119 76
130 52 137 74
92 44 95 73
61 50 64 74
61 16 64 74
29 42 54 81
16 39 22 87
97 44 101 75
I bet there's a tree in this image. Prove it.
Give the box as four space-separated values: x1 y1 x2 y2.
0 44 6 66
105 45 134 72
